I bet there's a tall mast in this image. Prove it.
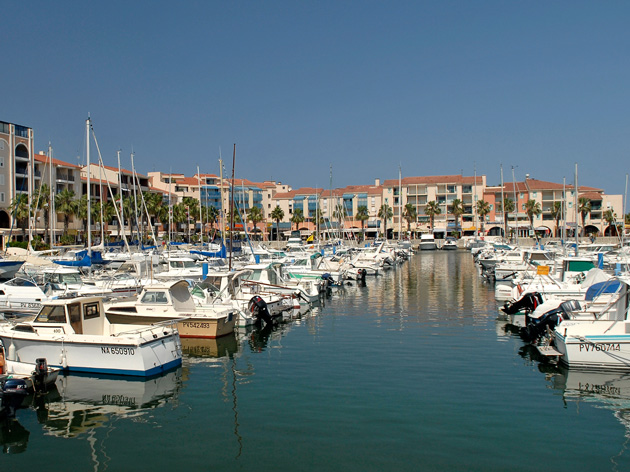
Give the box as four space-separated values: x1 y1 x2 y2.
398 164 402 239
117 150 122 236
48 142 54 248
219 151 225 245
500 164 506 240
511 166 518 242
574 163 579 256
562 177 566 246
473 163 478 237
623 174 628 248
86 116 92 259
229 144 236 271
131 152 140 243
197 166 203 247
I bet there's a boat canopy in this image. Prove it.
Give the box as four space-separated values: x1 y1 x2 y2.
585 280 623 301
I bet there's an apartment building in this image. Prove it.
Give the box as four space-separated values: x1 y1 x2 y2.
381 174 486 237
0 120 34 244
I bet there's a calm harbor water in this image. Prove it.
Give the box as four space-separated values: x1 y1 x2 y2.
3 251 630 471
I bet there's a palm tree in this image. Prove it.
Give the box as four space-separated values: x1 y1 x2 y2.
182 196 199 240
54 189 77 238
449 199 464 237
501 198 515 239
403 203 417 235
550 201 563 237
75 195 89 244
247 206 264 238
578 197 591 235
156 205 169 239
206 205 220 239
9 194 30 241
271 206 284 241
314 208 325 240
475 199 491 235
290 208 304 231
32 183 51 244
355 205 369 241
378 204 393 239
172 202 188 240
603 209 617 236
524 199 542 229
424 201 441 231
144 192 163 237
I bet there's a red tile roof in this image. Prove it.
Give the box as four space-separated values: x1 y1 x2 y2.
34 153 81 169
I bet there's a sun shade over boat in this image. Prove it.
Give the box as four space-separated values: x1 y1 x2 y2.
585 280 622 301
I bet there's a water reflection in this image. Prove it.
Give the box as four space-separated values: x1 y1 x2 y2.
0 368 183 453
548 368 630 465
181 334 239 360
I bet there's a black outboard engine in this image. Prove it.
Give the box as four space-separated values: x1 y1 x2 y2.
33 358 48 392
501 292 543 316
357 269 367 283
248 295 272 326
522 300 581 343
321 273 334 288
2 378 28 416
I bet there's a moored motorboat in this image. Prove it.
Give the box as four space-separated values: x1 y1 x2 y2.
0 296 182 377
104 280 236 338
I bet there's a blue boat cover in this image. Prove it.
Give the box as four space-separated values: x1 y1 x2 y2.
585 280 622 301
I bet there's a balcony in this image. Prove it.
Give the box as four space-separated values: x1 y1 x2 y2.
56 173 75 182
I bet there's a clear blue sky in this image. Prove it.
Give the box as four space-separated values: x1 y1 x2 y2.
3 1 630 195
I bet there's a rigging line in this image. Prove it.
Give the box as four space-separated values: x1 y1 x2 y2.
89 128 131 254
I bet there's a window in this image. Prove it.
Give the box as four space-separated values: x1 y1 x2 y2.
0 193 5 203
14 125 29 138
0 175 4 186
0 156 4 167
68 304 81 324
35 305 67 323
84 302 100 320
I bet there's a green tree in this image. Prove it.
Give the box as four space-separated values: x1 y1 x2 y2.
378 204 393 239
403 203 417 234
31 184 52 244
424 201 441 231
578 197 592 234
475 199 491 235
271 206 285 241
603 209 617 236
355 205 369 241
501 198 515 239
54 189 77 239
449 199 464 237
550 201 563 237
247 206 264 238
290 208 305 231
524 199 542 228
9 194 30 241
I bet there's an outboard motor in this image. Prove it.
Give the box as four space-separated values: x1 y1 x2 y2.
321 273 334 288
501 292 544 316
357 269 367 283
248 295 272 326
33 358 49 392
2 378 28 416
522 299 581 342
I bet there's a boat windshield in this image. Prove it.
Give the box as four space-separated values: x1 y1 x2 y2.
57 273 83 284
35 305 67 323
141 291 169 304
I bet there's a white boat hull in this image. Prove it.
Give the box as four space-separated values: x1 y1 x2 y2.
0 327 182 377
554 320 630 370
